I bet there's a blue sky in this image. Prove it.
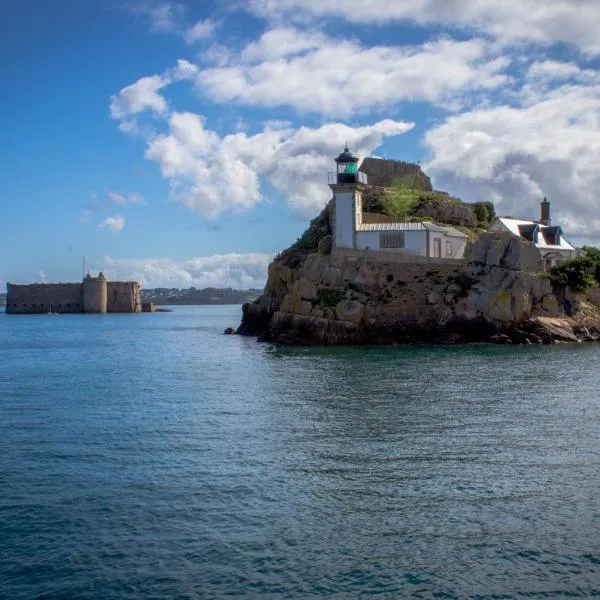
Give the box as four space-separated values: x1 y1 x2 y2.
2 0 600 288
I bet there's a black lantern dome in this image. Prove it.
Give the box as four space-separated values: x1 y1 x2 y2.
334 146 360 184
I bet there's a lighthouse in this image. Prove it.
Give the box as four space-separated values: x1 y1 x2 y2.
328 147 368 249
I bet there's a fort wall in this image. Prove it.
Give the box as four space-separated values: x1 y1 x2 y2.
107 282 141 313
6 277 143 314
6 283 82 314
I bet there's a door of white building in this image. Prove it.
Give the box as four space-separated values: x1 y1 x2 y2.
433 238 442 258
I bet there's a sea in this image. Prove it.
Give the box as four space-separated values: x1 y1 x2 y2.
1 305 600 599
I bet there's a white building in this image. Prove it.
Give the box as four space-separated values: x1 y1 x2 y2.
490 198 576 270
329 148 468 259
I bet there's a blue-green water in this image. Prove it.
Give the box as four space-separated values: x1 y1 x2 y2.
1 306 600 599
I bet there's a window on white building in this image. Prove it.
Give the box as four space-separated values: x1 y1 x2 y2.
380 233 405 248
446 241 453 256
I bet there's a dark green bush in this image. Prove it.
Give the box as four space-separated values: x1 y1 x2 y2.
317 288 345 307
548 247 600 293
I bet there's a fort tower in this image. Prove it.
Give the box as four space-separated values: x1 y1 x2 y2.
82 272 108 313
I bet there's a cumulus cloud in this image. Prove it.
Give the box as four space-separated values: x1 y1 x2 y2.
424 83 600 235
247 0 600 54
100 252 272 288
184 18 218 44
130 1 184 33
98 216 126 233
196 31 510 116
240 27 327 62
143 112 413 216
110 60 197 120
108 190 146 205
110 74 170 119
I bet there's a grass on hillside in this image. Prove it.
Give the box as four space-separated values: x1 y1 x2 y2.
380 187 462 219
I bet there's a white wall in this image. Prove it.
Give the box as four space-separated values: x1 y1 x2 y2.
334 191 355 248
429 234 466 258
355 190 363 228
356 231 428 254
451 237 468 258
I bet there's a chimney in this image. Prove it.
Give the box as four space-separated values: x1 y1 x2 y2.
540 197 551 226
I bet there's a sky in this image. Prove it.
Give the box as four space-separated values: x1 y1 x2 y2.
1 0 600 289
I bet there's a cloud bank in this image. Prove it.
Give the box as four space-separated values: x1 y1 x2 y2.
100 252 273 288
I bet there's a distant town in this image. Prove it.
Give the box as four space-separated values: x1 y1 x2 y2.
140 287 261 305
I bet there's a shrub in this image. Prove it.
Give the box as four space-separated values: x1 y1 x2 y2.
317 288 344 307
547 247 600 293
473 202 496 227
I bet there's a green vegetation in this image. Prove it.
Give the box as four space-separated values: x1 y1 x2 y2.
548 247 600 293
381 187 421 218
290 226 327 252
288 204 330 253
473 202 496 228
377 187 462 220
317 288 344 307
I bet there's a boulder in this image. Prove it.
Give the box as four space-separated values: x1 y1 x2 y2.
334 299 365 324
522 317 579 343
465 232 543 272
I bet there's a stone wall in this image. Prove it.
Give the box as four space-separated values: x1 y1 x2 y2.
6 281 142 314
6 283 82 314
332 247 465 266
107 282 142 313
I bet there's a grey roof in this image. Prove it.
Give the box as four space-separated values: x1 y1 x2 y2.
357 221 468 238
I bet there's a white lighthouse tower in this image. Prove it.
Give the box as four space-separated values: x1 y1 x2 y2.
328 147 368 249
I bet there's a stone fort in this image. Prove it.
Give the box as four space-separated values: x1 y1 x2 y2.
6 273 141 314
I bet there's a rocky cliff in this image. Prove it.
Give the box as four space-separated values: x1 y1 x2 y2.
359 158 433 190
238 232 600 345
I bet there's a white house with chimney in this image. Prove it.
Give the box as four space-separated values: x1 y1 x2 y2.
329 148 468 259
490 198 577 270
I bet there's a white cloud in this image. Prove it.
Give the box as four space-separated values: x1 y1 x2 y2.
196 32 510 116
143 111 413 216
108 190 146 205
172 58 199 80
247 0 600 54
100 253 272 288
110 74 170 119
240 27 326 62
423 83 600 235
98 216 126 233
184 18 218 44
37 270 46 283
131 1 183 33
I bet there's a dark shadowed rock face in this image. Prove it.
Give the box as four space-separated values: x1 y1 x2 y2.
359 158 433 190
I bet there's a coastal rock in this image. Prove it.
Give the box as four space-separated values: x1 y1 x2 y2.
238 230 600 345
465 232 542 272
522 317 579 344
334 299 365 324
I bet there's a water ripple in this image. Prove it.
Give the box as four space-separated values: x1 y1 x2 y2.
1 307 600 598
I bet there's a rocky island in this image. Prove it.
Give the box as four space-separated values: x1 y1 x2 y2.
238 156 600 345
